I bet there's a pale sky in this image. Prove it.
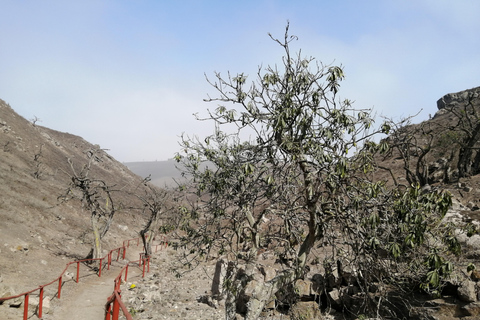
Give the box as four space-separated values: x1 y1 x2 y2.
1 1 479 162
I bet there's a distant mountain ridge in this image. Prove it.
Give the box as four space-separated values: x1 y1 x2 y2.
123 159 182 187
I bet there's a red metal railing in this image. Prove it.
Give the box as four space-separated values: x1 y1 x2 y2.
105 235 168 320
0 234 168 320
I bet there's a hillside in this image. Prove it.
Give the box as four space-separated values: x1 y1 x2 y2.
2 86 480 320
0 99 153 308
377 86 480 212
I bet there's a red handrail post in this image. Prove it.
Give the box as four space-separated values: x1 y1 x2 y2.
122 246 126 259
106 302 112 320
116 248 120 261
38 286 44 318
142 259 146 278
108 252 111 270
23 293 29 320
99 258 103 277
124 264 129 282
112 293 120 320
57 276 62 299
76 261 80 283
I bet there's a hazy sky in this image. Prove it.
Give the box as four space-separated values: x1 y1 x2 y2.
1 1 479 162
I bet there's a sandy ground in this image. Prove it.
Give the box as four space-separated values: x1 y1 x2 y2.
0 243 145 320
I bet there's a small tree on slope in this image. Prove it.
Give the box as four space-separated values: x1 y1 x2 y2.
176 25 457 319
60 149 119 263
130 176 175 257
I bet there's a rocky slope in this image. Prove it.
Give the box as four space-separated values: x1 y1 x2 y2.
124 87 480 320
0 99 152 317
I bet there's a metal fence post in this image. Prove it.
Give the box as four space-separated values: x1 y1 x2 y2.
23 293 29 320
76 261 80 283
38 286 44 318
112 294 120 320
57 276 62 299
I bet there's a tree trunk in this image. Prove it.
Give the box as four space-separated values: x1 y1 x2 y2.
100 211 115 239
212 259 225 299
91 214 102 267
458 123 480 177
473 150 480 175
140 229 154 257
140 214 159 256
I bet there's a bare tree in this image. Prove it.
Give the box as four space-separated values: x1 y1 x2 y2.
60 149 119 262
32 144 45 180
30 115 41 127
383 116 441 187
131 176 174 257
443 92 480 177
388 88 480 183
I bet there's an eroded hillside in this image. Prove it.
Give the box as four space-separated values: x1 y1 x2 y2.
0 99 152 296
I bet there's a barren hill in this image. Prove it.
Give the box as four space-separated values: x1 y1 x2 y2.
0 99 152 311
377 86 480 210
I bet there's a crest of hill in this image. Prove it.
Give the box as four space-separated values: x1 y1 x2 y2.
0 98 152 295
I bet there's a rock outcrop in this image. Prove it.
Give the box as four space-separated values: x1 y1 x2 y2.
437 86 480 110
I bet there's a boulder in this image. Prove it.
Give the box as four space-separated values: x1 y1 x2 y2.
290 301 322 320
462 302 480 317
265 297 276 309
458 280 477 302
0 284 22 307
29 295 51 314
437 87 480 110
0 284 14 300
259 265 277 282
327 288 341 307
236 279 258 314
294 279 312 297
470 270 480 282
413 299 466 319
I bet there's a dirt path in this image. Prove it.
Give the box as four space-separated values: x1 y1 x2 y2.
43 246 145 320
